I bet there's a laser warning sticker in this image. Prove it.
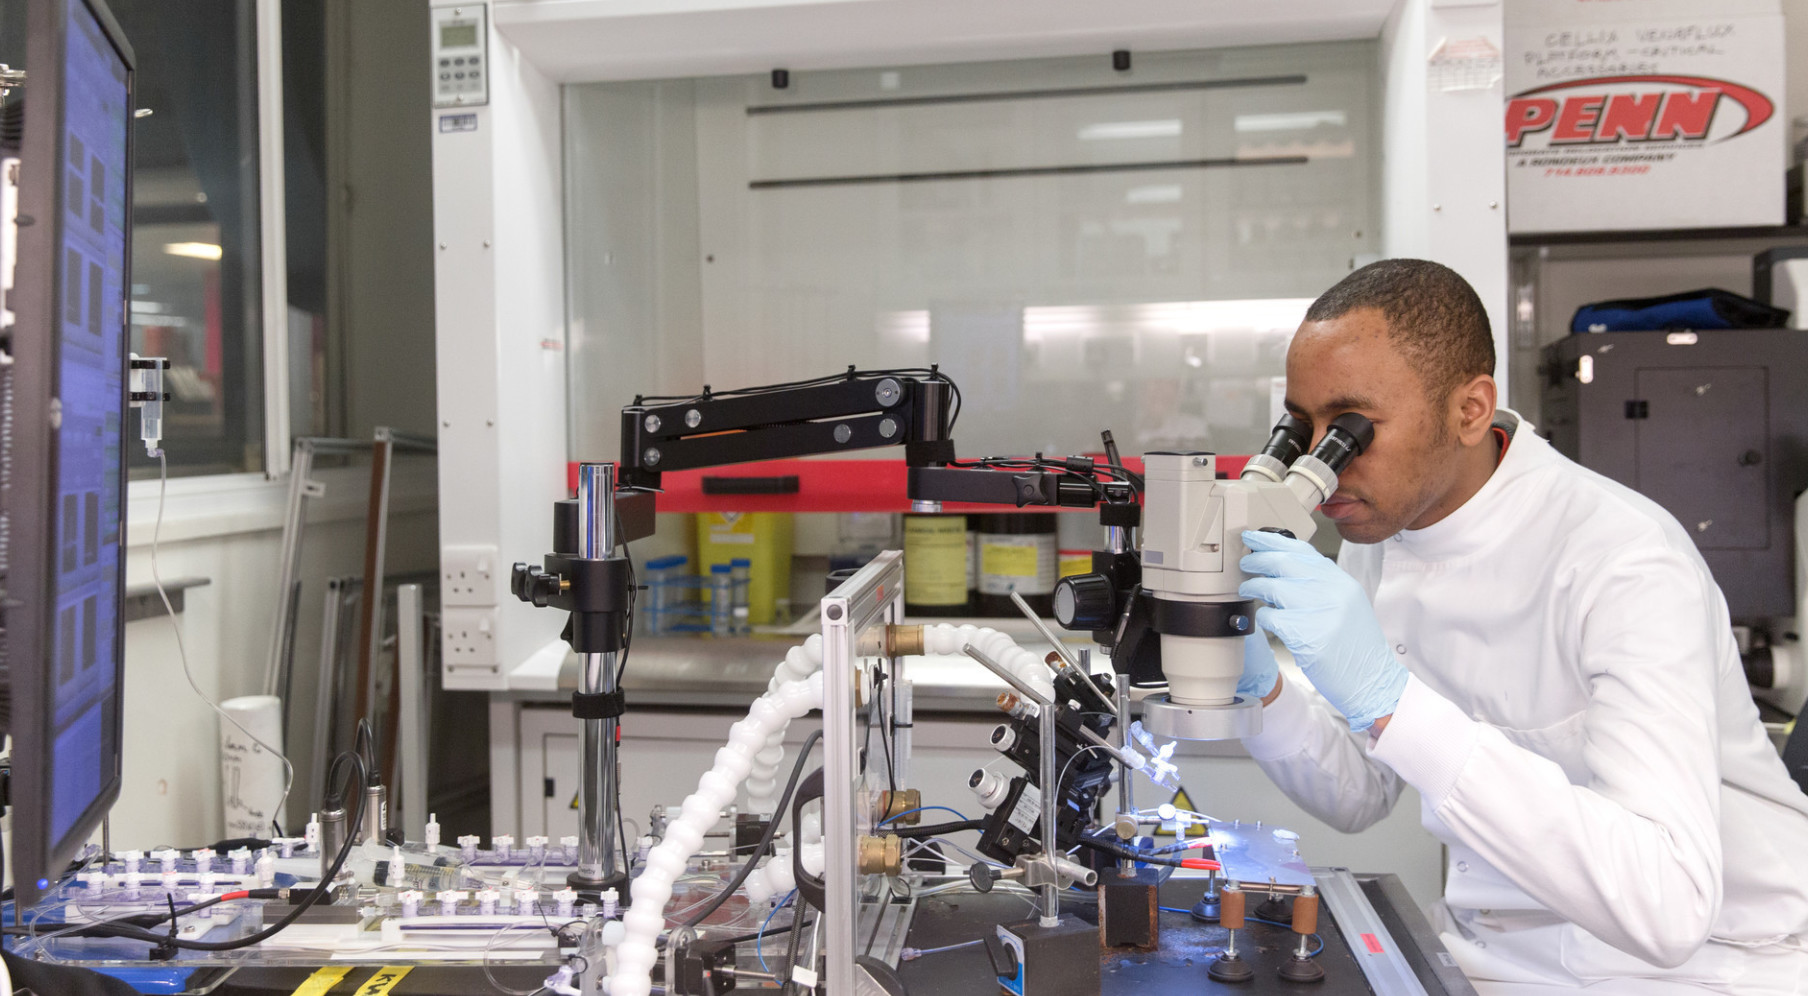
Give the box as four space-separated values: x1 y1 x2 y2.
1505 0 1784 232
355 967 412 995
1152 785 1199 837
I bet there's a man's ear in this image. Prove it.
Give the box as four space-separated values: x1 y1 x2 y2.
1453 374 1497 447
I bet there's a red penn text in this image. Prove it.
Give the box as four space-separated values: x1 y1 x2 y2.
1507 90 1720 147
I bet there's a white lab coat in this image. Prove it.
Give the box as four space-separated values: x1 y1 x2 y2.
1242 414 1808 994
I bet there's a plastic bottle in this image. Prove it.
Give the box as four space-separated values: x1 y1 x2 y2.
644 555 687 636
729 558 752 633
709 564 734 636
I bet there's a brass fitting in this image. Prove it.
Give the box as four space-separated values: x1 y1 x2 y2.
885 624 925 658
878 788 922 826
857 834 904 876
1292 891 1320 935
996 691 1037 720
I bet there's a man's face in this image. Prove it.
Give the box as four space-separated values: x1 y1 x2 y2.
1284 307 1461 544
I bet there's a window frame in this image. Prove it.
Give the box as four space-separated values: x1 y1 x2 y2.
125 0 290 529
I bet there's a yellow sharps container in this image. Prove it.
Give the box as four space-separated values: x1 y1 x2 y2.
695 512 794 625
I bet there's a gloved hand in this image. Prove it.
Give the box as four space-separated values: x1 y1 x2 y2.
1237 530 1409 731
1239 632 1279 700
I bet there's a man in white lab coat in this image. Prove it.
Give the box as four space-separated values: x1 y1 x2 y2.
1234 258 1808 994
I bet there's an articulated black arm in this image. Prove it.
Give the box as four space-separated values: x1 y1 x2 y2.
614 367 1131 512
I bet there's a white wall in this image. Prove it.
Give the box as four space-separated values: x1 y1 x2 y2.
112 467 437 851
495 0 1396 83
431 9 571 693
1380 0 1509 390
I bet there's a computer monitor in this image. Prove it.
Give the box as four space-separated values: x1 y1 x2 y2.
1 0 133 908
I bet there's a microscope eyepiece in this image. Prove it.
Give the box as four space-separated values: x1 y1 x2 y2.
1241 413 1313 484
1308 412 1375 475
1257 414 1310 467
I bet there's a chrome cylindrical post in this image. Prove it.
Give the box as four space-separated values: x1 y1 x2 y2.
573 463 622 890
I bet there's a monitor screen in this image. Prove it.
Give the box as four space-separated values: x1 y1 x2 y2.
46 0 126 846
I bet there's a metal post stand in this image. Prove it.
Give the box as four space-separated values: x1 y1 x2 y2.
571 463 623 893
1038 685 1060 927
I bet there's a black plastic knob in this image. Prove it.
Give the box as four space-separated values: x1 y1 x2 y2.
510 562 531 600
968 861 1001 894
1053 573 1117 631
528 570 557 608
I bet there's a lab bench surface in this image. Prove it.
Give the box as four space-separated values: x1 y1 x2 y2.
204 964 551 994
192 873 1469 996
898 872 1475 996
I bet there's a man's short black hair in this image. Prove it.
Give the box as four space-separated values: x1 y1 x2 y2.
1304 258 1495 401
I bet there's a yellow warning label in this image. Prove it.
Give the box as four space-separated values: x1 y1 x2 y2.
1152 785 1199 837
354 967 412 995
904 517 968 605
981 542 1040 579
571 790 580 810
289 966 353 996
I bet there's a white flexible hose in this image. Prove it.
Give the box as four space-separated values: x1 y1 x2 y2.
924 624 1055 700
610 669 824 996
741 803 823 904
745 627 1048 814
746 636 825 814
740 624 1050 904
611 625 1051 996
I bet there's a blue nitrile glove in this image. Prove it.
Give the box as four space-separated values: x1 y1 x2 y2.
1236 530 1409 731
1239 632 1279 700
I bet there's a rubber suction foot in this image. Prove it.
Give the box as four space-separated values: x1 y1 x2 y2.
1208 954 1255 983
1190 897 1221 922
1255 896 1292 922
1278 955 1325 983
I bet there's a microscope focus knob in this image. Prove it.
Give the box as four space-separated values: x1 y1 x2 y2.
1053 573 1116 631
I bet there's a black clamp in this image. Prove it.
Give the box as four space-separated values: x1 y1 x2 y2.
1099 502 1140 528
905 439 956 466
572 689 626 720
1149 597 1259 639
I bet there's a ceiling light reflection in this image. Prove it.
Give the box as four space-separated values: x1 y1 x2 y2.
1234 110 1347 132
163 242 223 261
1022 298 1313 343
1078 119 1182 141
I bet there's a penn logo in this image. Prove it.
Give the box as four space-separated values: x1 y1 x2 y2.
1506 74 1773 148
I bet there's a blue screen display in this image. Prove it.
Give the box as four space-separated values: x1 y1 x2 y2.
48 0 126 844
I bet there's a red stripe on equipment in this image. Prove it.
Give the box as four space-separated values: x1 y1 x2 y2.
566 454 1249 512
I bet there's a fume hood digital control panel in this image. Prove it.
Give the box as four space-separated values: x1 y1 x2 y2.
431 4 488 108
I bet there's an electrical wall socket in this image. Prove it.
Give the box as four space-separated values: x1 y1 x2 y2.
443 544 500 607
443 607 498 666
